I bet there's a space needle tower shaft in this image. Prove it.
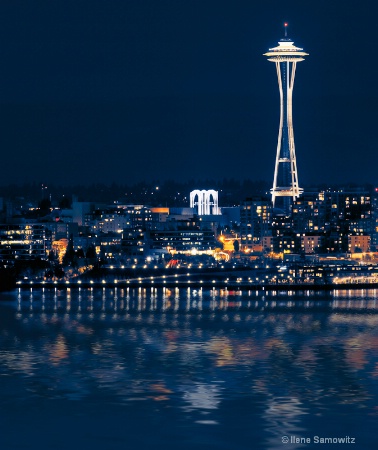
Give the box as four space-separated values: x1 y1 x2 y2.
264 24 308 212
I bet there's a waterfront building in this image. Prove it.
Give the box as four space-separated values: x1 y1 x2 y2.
264 24 308 213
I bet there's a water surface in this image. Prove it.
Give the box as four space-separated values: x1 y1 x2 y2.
1 287 378 449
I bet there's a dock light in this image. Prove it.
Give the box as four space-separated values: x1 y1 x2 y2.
114 280 118 284
90 280 94 284
127 280 130 284
102 280 106 284
65 280 70 284
30 281 33 284
78 280 82 284
54 280 57 284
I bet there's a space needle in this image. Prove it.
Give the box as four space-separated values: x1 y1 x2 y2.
264 24 308 213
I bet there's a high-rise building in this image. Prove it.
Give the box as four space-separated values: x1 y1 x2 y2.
264 24 308 214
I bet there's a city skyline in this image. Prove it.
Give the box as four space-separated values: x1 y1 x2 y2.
0 1 377 186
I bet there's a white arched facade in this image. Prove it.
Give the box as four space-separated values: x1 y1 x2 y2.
190 190 220 215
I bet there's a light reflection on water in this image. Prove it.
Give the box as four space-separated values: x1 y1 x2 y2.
1 288 378 449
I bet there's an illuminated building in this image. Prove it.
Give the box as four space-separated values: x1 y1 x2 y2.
300 235 323 254
85 205 152 233
51 239 68 263
275 234 299 254
91 213 131 234
147 217 217 254
190 190 220 215
264 24 308 213
371 188 378 250
322 189 371 252
240 198 272 251
0 224 50 262
292 191 325 233
121 229 146 257
348 235 370 253
149 228 217 254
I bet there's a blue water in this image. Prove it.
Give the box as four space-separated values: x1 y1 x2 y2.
1 287 378 449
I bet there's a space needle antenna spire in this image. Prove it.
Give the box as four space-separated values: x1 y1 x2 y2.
264 26 308 214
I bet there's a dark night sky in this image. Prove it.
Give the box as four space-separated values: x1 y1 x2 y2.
0 0 377 186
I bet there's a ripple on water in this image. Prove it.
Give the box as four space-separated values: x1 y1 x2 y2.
1 289 378 449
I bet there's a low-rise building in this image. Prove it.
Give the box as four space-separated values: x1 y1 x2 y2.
348 235 370 253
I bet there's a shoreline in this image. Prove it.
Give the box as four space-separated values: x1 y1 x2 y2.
13 280 378 292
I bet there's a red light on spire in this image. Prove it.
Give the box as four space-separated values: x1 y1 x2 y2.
284 22 288 38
